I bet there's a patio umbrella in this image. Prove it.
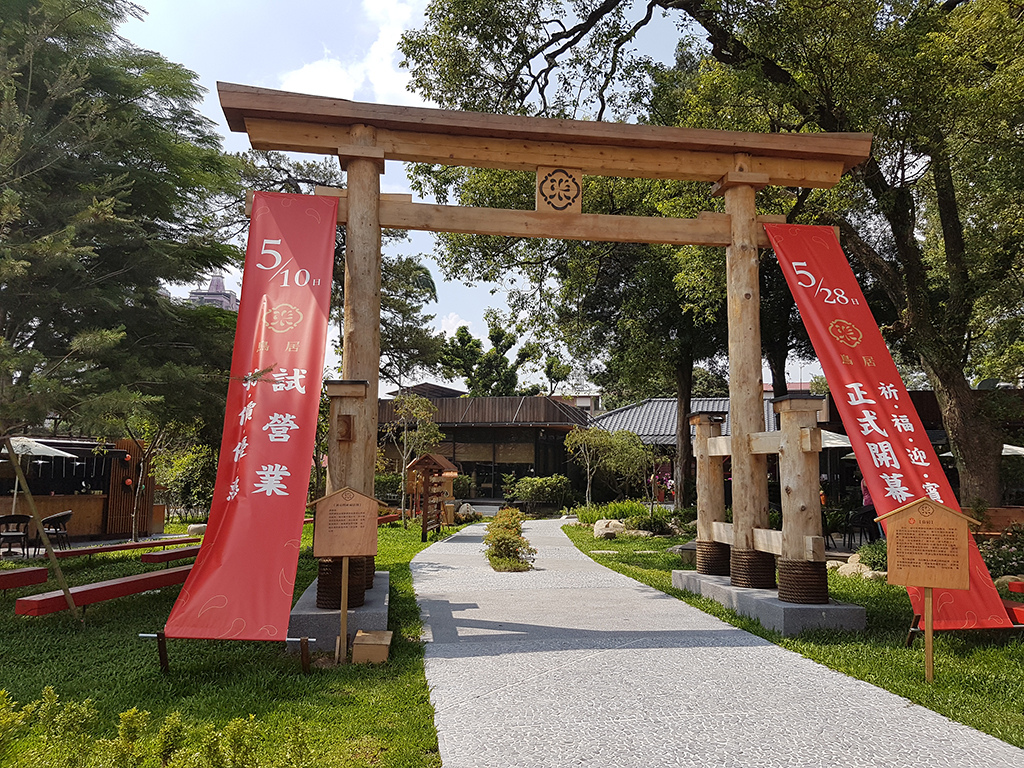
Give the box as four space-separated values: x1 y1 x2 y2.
938 444 1024 458
1 437 75 513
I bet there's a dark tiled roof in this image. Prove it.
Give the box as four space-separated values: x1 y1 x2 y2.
387 382 467 399
593 396 778 444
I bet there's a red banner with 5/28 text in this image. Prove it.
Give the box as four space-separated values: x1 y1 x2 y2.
165 192 338 640
765 223 1011 630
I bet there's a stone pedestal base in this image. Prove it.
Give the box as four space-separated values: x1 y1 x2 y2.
287 572 390 654
696 540 731 576
730 548 776 589
672 571 865 636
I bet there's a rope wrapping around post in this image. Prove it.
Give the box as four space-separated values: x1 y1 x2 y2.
774 396 828 604
691 414 730 576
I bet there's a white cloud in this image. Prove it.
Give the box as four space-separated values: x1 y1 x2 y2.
277 0 429 107
440 312 471 335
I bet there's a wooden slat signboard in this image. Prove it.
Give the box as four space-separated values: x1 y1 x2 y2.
312 487 379 558
879 499 975 591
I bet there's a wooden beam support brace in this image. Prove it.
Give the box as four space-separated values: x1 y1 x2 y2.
711 171 770 197
338 145 385 172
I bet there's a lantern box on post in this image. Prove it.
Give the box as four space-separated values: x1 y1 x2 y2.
312 487 380 559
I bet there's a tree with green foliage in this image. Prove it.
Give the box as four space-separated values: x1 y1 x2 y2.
1 0 241 441
441 314 541 396
381 393 445 522
401 0 1024 506
565 427 613 505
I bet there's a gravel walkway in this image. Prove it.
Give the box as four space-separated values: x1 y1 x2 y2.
412 519 1023 768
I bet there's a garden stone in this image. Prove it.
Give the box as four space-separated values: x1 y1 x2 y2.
593 519 624 539
826 559 845 570
187 524 207 536
837 562 870 577
457 503 477 517
994 575 1024 590
847 553 862 565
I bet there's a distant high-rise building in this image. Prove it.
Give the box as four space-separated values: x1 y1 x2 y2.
188 275 239 311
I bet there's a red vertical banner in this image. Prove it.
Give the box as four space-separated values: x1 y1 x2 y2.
165 192 338 640
765 223 1012 630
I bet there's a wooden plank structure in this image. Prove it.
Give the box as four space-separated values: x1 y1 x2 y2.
52 537 201 559
219 83 872 596
0 566 48 592
15 565 193 616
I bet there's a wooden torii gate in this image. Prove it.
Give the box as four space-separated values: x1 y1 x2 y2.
219 82 872 599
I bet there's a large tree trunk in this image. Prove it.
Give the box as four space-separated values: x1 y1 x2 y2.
924 359 1003 507
674 351 694 509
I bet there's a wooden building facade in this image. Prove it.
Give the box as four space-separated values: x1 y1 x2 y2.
379 396 590 497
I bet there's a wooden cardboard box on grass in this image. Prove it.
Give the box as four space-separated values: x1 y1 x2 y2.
352 630 392 664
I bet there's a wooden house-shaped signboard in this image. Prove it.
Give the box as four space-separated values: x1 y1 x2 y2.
312 487 380 559
876 497 980 681
877 498 978 591
407 454 458 542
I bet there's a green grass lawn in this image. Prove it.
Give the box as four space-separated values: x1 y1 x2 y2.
563 523 1024 749
0 523 445 767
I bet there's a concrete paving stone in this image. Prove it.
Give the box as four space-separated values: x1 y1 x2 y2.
412 518 1024 768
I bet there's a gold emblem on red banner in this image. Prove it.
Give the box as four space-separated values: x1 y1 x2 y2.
264 303 304 333
828 318 863 348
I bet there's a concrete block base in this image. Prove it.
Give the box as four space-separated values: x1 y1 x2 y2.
671 571 865 636
286 571 389 653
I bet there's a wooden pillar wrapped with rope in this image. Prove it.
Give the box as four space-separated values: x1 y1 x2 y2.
715 158 774 589
691 414 730 575
774 395 828 604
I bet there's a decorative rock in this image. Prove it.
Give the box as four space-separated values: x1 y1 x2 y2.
593 519 625 539
837 562 870 577
187 524 207 536
864 570 888 581
995 575 1022 590
847 553 861 565
457 503 477 517
825 559 845 570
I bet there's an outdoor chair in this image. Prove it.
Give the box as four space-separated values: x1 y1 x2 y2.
844 508 880 550
40 510 72 552
0 514 32 558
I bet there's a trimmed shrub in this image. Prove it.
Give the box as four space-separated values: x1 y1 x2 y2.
856 539 888 571
483 507 534 570
374 472 402 500
574 499 650 524
452 474 474 499
509 474 573 513
978 524 1024 578
626 513 672 535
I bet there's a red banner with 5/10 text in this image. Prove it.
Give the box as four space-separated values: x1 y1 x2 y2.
165 192 338 640
765 223 1011 630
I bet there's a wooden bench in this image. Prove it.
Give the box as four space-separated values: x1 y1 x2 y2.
140 545 201 566
15 565 192 616
52 537 200 559
0 567 48 592
377 514 401 525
